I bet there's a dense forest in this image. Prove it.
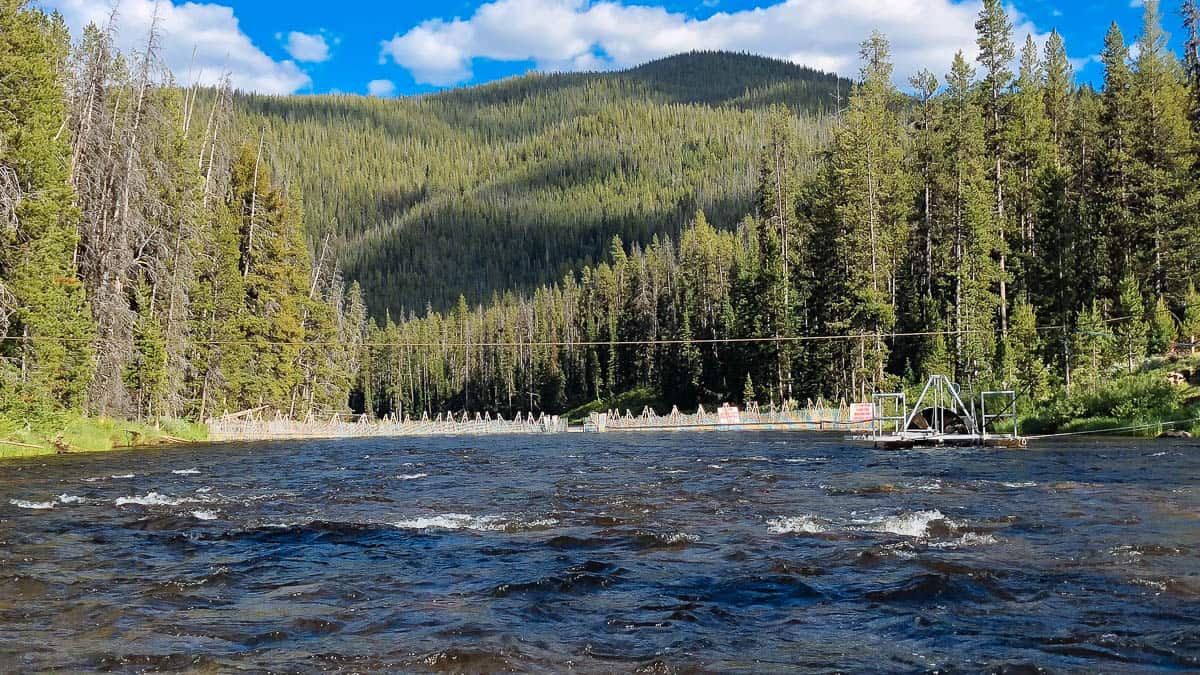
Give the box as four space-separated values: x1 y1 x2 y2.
238 52 850 313
0 0 366 427
4 0 1200 430
358 0 1200 420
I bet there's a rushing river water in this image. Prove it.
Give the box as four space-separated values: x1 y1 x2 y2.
1 432 1198 672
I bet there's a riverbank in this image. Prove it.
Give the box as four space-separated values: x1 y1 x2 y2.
1018 354 1200 439
0 417 208 459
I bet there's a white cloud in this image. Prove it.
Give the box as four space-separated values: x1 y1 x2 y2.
281 31 330 63
46 0 311 94
379 0 1050 87
367 79 397 97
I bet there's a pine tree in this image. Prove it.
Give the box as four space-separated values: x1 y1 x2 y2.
1099 22 1137 289
1114 273 1148 372
1043 30 1075 162
828 32 911 399
755 106 802 403
1129 0 1193 298
1181 283 1200 354
975 0 1015 333
1036 30 1078 352
1007 34 1052 295
1071 300 1111 393
1008 298 1047 401
0 1 95 419
942 51 1000 385
1148 295 1176 355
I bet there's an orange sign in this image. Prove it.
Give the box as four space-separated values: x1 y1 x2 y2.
718 405 741 425
849 403 875 423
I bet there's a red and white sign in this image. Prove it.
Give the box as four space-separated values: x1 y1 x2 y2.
718 404 742 425
849 403 876 423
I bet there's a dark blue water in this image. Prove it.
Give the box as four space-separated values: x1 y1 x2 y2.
1 433 1198 672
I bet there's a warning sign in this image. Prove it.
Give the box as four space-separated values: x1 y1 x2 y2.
718 404 742 425
849 403 875 423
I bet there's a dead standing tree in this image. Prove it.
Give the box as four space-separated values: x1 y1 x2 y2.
67 3 171 418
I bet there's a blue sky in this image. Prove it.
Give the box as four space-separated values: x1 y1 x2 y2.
42 0 1188 97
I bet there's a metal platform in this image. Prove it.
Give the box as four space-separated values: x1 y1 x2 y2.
860 433 1028 450
853 375 1027 449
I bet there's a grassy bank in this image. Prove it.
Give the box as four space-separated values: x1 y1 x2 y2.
564 388 665 423
0 416 208 460
1019 355 1200 438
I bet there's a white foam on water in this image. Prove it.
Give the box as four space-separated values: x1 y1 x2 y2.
397 473 428 480
768 515 826 534
191 510 219 521
927 532 998 549
393 513 507 531
393 513 558 532
707 464 722 470
195 487 213 493
1133 578 1167 592
857 510 957 538
115 492 196 507
524 518 561 528
1001 481 1037 488
57 494 84 504
10 499 55 510
661 532 701 544
172 469 201 476
111 474 135 479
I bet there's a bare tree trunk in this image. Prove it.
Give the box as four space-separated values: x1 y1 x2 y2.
244 128 265 278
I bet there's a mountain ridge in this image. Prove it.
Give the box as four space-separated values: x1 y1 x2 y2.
236 51 849 316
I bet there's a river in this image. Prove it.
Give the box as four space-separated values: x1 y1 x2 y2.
1 433 1197 672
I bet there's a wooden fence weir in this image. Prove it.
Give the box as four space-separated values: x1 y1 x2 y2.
208 409 567 442
207 401 875 441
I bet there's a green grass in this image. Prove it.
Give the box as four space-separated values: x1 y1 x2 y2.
564 388 665 423
0 415 208 460
1022 354 1200 437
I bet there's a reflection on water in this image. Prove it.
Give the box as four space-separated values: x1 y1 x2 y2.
1 433 1197 671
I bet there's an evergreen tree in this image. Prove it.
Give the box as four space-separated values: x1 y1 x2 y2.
975 0 1015 333
1129 0 1193 297
1114 273 1148 372
942 52 1001 385
1098 22 1137 289
1071 300 1111 393
1043 30 1075 161
0 1 95 418
1008 34 1052 296
1008 298 1047 401
1181 282 1200 354
1148 295 1177 355
828 32 911 399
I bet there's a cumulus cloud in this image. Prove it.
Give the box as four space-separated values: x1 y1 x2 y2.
281 31 330 63
47 0 311 94
367 79 397 97
379 0 1049 87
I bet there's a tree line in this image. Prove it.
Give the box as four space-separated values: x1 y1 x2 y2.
361 0 1200 418
0 0 365 426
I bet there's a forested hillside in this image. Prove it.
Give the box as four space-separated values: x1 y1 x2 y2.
1 0 365 430
360 0 1200 422
238 52 848 314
